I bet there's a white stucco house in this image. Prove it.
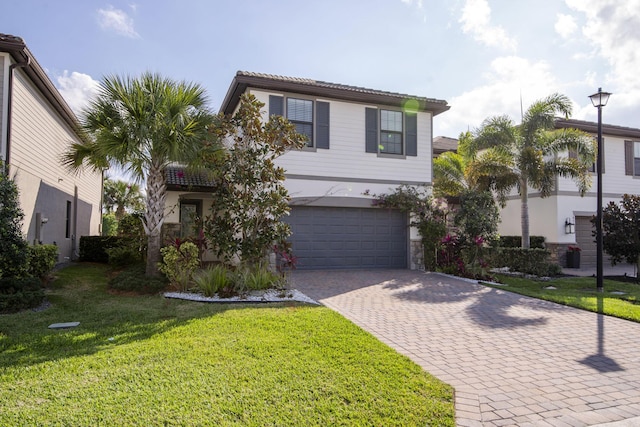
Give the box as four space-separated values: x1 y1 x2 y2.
164 71 450 269
498 118 640 268
0 34 102 262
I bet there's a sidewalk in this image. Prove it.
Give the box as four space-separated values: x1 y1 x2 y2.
562 263 637 278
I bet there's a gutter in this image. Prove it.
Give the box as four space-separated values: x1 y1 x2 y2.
4 56 29 173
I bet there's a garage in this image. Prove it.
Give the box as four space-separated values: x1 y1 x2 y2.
575 216 611 268
285 206 408 270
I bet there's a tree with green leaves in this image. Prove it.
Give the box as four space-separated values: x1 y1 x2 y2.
469 93 596 248
433 131 476 198
63 72 219 276
0 168 28 278
103 178 144 220
602 194 640 276
203 93 306 266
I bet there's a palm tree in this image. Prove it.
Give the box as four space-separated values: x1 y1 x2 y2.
433 131 476 198
468 93 596 248
64 72 219 276
103 178 144 220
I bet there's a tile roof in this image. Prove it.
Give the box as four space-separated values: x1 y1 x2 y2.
221 71 450 116
433 136 458 154
555 118 640 139
165 166 216 191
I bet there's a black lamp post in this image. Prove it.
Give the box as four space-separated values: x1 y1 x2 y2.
588 88 611 292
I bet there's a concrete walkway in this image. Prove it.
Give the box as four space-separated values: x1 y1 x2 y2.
291 270 640 427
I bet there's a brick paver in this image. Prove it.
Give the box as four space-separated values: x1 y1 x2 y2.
291 270 640 426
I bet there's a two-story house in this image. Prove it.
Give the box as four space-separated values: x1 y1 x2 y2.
0 34 102 262
497 118 640 268
163 71 449 270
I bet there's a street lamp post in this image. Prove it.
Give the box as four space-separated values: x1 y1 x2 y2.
589 88 611 293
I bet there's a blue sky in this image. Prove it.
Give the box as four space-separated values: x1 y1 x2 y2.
2 0 638 138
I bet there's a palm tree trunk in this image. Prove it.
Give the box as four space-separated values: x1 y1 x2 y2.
144 159 167 277
521 179 530 249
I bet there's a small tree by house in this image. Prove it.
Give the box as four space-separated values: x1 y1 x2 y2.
602 194 640 276
203 93 306 266
0 169 29 278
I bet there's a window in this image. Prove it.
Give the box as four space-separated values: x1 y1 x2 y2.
269 95 330 149
365 108 417 156
624 140 640 176
380 110 403 154
287 98 313 147
65 201 72 238
180 201 201 238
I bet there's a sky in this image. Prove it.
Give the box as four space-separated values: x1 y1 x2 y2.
1 0 639 139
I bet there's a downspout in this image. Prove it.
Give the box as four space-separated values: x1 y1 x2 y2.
4 55 30 174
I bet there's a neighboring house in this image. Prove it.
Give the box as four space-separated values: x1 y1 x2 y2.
164 71 450 269
432 135 458 158
497 118 640 268
0 34 102 262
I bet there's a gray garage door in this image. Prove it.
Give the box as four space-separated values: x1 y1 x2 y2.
575 216 611 268
285 206 408 270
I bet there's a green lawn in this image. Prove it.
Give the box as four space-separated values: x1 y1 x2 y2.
0 264 454 426
488 274 640 322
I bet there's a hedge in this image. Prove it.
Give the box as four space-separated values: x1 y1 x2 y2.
489 247 561 277
79 236 131 263
499 235 546 249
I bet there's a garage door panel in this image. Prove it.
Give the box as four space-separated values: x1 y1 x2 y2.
286 206 407 270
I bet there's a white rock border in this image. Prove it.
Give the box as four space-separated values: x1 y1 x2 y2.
164 289 319 305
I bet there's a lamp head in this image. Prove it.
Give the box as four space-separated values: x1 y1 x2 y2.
589 87 611 108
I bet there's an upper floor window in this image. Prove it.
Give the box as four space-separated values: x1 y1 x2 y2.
624 140 640 177
269 95 330 149
365 108 417 157
287 98 313 147
380 110 403 154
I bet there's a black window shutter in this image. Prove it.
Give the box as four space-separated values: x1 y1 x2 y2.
365 108 378 153
316 101 330 149
269 95 284 117
625 140 634 176
405 113 417 156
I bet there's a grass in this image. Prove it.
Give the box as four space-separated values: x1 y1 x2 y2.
0 263 454 426
488 274 640 322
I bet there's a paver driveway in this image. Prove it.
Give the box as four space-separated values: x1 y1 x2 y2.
291 270 640 427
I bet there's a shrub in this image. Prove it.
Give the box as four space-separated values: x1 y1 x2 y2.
244 265 281 291
158 241 200 291
108 264 168 294
79 236 128 263
492 248 560 277
499 236 546 249
0 170 28 279
27 244 58 280
106 245 142 267
102 213 118 236
193 265 232 297
0 277 45 313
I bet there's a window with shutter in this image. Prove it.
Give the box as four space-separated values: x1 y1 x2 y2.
269 96 329 149
624 140 640 176
365 109 418 157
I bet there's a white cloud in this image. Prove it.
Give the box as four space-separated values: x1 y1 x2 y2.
459 0 517 51
435 56 560 136
565 0 640 108
97 6 139 38
56 71 100 115
555 13 578 39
